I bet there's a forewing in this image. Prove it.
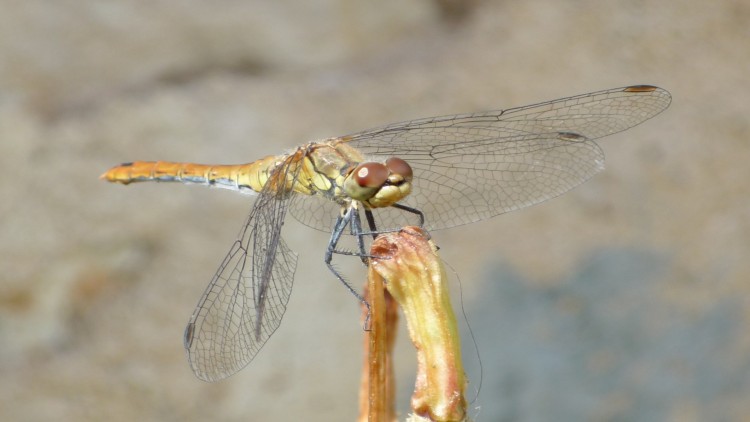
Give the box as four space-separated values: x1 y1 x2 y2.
183 155 300 382
342 85 671 230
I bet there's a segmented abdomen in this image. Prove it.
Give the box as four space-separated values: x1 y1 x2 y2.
100 158 279 194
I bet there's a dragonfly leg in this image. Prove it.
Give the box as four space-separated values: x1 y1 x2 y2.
327 209 384 261
391 203 425 227
364 209 379 239
324 208 366 303
351 207 369 265
351 204 425 239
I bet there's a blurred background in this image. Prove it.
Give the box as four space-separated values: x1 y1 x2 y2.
1 1 748 421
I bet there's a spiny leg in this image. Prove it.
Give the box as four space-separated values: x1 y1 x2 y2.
323 202 426 324
391 203 425 227
364 209 378 239
351 206 369 265
324 207 366 303
353 204 426 240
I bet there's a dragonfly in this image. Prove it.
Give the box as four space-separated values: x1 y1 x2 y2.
101 84 671 382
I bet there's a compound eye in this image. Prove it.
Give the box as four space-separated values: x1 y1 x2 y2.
385 157 413 181
353 162 388 188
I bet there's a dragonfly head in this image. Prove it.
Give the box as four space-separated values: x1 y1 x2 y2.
343 157 413 208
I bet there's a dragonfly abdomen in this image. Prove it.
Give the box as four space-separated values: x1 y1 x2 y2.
100 159 276 193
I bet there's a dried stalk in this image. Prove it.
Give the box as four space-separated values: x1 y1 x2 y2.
361 227 467 422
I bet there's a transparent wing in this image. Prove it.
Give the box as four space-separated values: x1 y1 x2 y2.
287 193 343 235
183 154 301 382
325 85 672 231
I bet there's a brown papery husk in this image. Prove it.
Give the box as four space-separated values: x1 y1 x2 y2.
370 227 467 422
357 262 399 422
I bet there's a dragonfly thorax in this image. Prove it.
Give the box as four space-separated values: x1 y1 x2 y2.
343 157 413 209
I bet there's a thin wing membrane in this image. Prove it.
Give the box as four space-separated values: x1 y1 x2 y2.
340 85 671 230
184 154 300 382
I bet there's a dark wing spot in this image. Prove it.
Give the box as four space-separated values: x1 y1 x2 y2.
623 85 658 93
557 131 587 141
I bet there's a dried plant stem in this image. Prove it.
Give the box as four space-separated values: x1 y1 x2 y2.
358 259 398 422
370 227 467 422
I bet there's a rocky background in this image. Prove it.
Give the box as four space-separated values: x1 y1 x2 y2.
1 1 748 421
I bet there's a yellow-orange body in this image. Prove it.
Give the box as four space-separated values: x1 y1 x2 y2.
101 138 412 209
